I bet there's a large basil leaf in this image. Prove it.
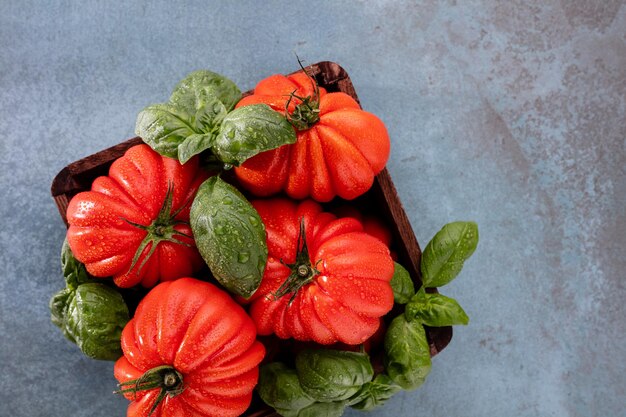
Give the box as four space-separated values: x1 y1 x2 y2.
421 221 479 288
61 238 93 290
349 373 402 411
295 349 374 402
406 290 469 326
169 70 241 112
384 315 432 390
214 104 297 166
63 283 129 360
257 363 315 415
390 262 415 304
190 176 267 298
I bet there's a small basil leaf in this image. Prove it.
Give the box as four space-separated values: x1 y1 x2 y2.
384 315 432 390
190 176 267 298
178 133 215 165
170 70 241 112
257 363 315 415
406 291 469 326
193 99 228 132
421 221 479 288
349 374 402 411
296 349 374 402
136 103 197 159
214 104 297 166
390 262 415 304
64 283 129 361
61 238 94 290
177 99 229 163
49 288 76 343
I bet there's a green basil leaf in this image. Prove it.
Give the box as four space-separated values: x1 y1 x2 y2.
390 262 415 304
176 99 230 163
64 283 129 361
61 238 93 290
135 103 197 159
257 363 316 415
421 221 479 288
178 133 214 165
49 288 75 343
349 373 402 411
406 290 469 326
170 70 241 112
192 99 228 132
190 176 267 298
384 315 432 390
296 349 374 402
214 104 297 166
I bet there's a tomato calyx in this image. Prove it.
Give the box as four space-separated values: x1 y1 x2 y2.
285 61 321 131
286 91 320 131
274 219 320 304
115 365 184 415
122 184 193 275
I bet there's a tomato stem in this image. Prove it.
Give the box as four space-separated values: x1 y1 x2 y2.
274 218 319 304
286 92 320 131
285 58 321 131
115 365 184 416
121 183 194 276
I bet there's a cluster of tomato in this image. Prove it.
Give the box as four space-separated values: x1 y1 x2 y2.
64 71 392 416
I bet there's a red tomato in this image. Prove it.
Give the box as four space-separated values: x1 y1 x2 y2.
66 144 208 288
114 278 265 417
234 71 390 202
247 199 395 345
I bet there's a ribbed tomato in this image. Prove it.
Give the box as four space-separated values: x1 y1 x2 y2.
66 144 208 288
234 71 390 202
247 199 395 345
114 278 265 417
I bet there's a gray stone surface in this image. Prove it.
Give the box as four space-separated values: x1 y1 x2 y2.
1 1 625 416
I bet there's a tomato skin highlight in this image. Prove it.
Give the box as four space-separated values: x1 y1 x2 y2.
114 278 265 417
234 72 390 202
66 144 208 288
247 199 395 345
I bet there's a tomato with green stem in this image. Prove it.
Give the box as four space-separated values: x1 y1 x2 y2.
234 70 390 202
66 144 208 288
246 198 395 345
114 278 265 417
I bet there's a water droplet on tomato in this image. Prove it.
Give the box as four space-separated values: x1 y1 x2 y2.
238 252 250 263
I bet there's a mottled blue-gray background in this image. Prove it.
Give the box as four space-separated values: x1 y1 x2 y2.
1 1 625 416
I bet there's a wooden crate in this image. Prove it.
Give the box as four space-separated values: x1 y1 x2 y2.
51 61 452 417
